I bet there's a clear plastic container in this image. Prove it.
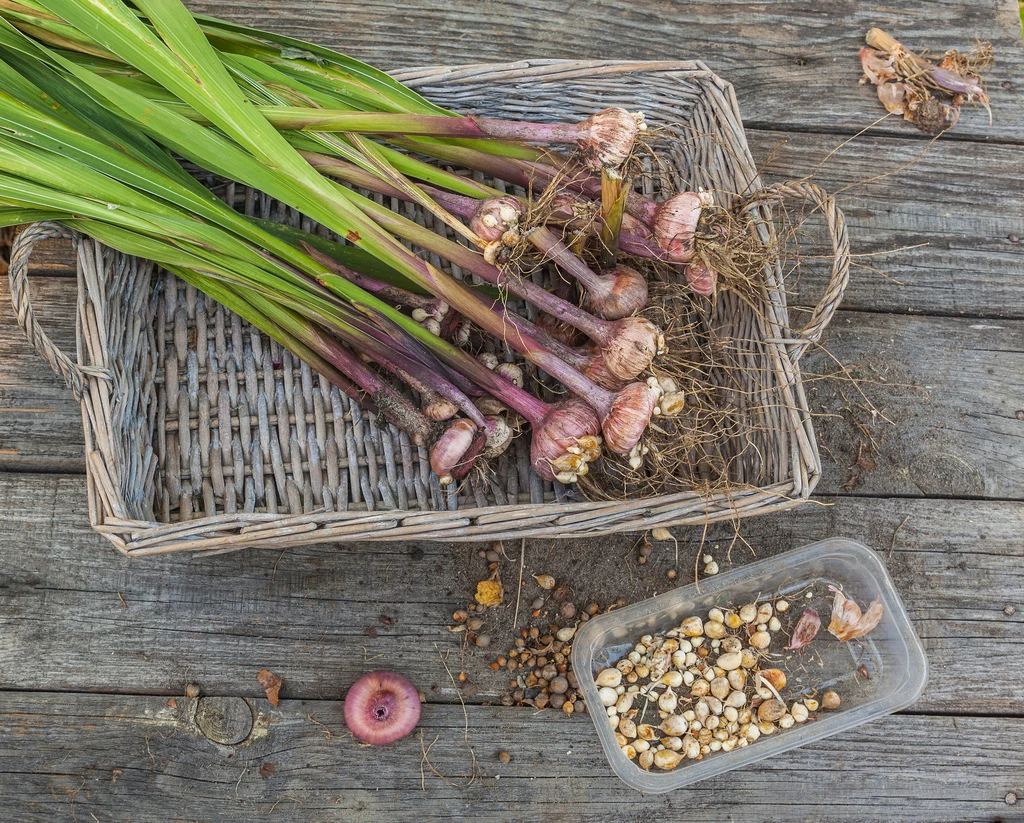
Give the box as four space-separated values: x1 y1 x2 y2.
572 537 927 793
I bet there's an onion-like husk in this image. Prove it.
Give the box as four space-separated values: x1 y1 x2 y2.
684 262 717 297
580 344 629 390
827 585 884 641
536 312 588 348
577 108 644 170
424 396 459 421
475 395 508 416
600 381 660 456
786 608 821 651
859 47 897 84
343 670 421 746
877 81 909 114
602 316 663 381
494 361 524 388
429 419 479 484
584 265 649 320
469 195 523 243
545 192 595 233
530 399 603 482
482 414 513 458
652 192 703 263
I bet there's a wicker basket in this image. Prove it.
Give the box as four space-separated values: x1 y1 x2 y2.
8 60 849 557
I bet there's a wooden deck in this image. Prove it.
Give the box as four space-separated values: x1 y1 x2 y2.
1 1 1023 819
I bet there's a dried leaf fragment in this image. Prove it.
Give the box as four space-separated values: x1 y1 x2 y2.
474 576 504 608
827 586 884 641
876 80 908 115
257 668 283 706
786 608 821 650
859 46 897 84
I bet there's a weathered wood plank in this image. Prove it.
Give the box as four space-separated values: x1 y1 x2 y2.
182 0 1024 144
0 472 1020 714
752 128 1024 319
0 277 83 471
804 310 1024 500
0 692 1019 822
5 275 1022 498
3 236 76 277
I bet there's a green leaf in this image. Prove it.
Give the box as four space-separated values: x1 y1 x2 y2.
0 205 64 227
193 13 451 116
248 218 422 291
39 0 441 284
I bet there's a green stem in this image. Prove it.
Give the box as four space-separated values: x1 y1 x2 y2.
598 168 627 267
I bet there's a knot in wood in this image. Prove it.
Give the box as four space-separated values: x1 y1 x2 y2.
195 697 253 745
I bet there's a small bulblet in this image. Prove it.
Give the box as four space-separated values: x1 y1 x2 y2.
470 196 523 243
530 399 602 482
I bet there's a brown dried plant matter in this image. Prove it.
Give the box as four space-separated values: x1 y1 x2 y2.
827 585 883 641
406 129 843 506
859 28 993 134
256 668 283 706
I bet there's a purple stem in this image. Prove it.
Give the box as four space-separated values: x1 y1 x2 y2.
478 296 590 368
300 242 440 313
358 248 618 422
352 330 489 429
290 315 437 443
320 293 482 400
428 343 556 427
445 299 616 417
525 226 613 298
619 231 666 258
355 197 616 345
394 138 660 225
304 148 667 263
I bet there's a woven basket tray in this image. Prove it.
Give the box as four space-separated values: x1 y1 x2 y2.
8 60 849 557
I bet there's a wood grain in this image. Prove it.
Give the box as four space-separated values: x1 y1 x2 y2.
0 277 81 471
0 691 1020 822
182 0 1024 145
803 310 1024 500
0 2 1021 820
0 472 1020 714
751 128 1024 320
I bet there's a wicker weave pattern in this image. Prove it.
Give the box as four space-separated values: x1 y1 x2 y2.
8 61 849 556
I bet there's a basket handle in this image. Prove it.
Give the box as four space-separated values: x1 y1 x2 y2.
739 181 850 362
8 222 110 398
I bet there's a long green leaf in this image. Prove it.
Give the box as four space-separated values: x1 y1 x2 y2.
192 13 450 116
248 218 422 292
0 23 403 292
0 205 63 227
41 0 446 276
